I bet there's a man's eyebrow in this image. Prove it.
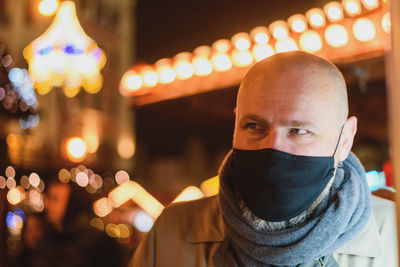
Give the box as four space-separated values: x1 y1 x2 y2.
280 120 317 128
241 114 269 124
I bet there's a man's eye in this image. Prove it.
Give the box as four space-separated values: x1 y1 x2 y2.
245 123 264 131
290 128 309 135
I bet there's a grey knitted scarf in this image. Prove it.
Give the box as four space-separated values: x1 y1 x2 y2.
218 151 372 266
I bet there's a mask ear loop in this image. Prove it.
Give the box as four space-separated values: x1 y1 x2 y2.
332 125 345 157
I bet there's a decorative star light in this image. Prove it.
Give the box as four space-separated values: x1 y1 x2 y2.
24 1 106 97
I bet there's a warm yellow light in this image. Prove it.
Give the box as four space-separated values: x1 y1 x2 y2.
381 12 391 34
63 86 80 98
58 168 70 183
7 188 24 205
361 0 379 10
288 14 308 33
6 133 21 148
200 176 219 197
26 1 106 96
252 44 275 62
269 20 289 40
194 45 212 57
212 53 232 72
66 137 87 162
5 166 15 179
353 18 376 42
39 0 59 16
324 2 344 22
29 173 40 187
275 38 299 53
231 33 251 51
129 181 164 219
325 24 349 47
121 70 142 93
250 26 270 45
212 39 231 53
115 170 130 185
231 50 253 67
299 30 323 52
140 67 158 87
108 181 137 208
155 59 176 84
342 0 362 16
93 197 113 217
192 57 213 76
306 8 326 29
173 52 194 80
172 186 204 203
117 138 135 159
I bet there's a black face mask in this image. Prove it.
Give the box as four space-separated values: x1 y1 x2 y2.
232 128 343 222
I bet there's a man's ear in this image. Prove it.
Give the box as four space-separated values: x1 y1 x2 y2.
338 116 358 162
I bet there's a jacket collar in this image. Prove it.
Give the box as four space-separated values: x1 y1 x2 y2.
335 213 383 257
186 195 383 259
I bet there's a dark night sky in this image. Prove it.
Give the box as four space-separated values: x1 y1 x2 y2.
136 0 330 63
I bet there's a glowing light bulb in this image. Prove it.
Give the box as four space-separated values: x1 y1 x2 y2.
66 137 87 162
140 67 158 87
155 59 176 84
325 24 349 47
121 70 142 94
353 18 376 42
269 20 289 40
117 138 135 159
173 52 194 80
381 12 391 34
250 26 270 45
324 2 344 22
299 30 323 53
306 8 326 29
192 57 213 76
212 39 231 53
231 50 253 67
231 33 251 51
172 186 204 203
342 0 361 16
212 53 232 72
275 38 298 53
252 44 275 62
361 0 379 10
93 197 113 217
39 0 59 16
288 14 307 33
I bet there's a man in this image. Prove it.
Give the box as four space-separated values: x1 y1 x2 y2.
130 51 398 266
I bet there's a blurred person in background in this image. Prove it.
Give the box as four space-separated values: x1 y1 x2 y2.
130 51 398 267
10 213 47 267
32 179 125 267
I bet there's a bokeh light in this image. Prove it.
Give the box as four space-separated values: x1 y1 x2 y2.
275 38 298 53
212 39 231 53
200 176 219 197
269 20 289 40
192 57 213 76
7 188 24 205
93 197 113 217
323 2 344 22
66 137 87 162
306 8 326 29
353 18 376 42
117 138 135 159
342 0 362 16
231 33 251 51
133 211 154 233
6 178 16 189
231 50 253 67
288 14 308 33
172 186 204 203
140 66 158 87
252 44 275 62
212 53 232 72
381 12 391 34
0 176 6 189
250 26 270 45
39 0 59 16
29 173 40 187
115 170 130 185
76 172 89 187
361 0 379 10
121 70 142 94
58 168 70 183
299 30 323 52
5 166 15 178
325 24 349 47
155 59 176 84
173 52 194 80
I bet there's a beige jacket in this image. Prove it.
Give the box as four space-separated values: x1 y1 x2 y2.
130 195 398 267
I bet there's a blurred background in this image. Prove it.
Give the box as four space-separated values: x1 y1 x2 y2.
0 0 395 266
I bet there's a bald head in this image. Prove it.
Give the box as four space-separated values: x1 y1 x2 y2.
239 51 348 126
234 51 357 161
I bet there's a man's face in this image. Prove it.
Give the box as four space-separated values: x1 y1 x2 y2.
46 183 70 226
233 68 343 157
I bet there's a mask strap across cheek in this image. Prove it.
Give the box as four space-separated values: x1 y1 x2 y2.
332 125 345 157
